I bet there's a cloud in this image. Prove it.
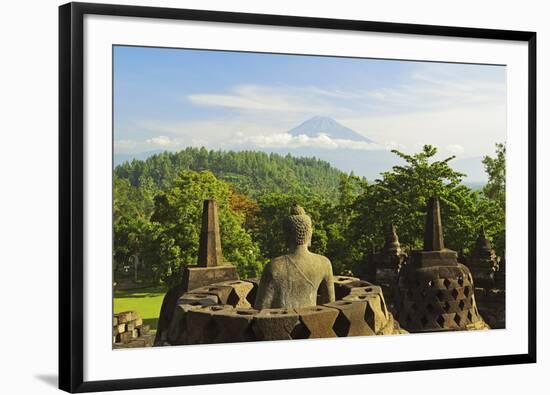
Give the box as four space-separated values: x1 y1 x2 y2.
233 132 382 151
340 103 506 158
146 135 180 147
187 85 351 115
446 144 465 155
116 62 505 159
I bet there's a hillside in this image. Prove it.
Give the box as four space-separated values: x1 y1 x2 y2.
114 147 346 199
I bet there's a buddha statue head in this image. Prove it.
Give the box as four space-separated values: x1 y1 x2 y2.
283 204 312 250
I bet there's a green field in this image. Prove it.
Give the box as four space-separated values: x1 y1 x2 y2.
114 286 167 332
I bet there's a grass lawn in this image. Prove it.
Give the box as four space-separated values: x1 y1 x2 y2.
114 286 167 332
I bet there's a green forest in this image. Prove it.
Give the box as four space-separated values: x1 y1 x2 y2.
113 144 505 286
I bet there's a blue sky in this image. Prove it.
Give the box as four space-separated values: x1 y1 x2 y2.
114 45 506 161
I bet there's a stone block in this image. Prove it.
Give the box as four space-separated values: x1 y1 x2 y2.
252 308 300 341
187 284 234 305
182 265 239 292
334 279 373 300
113 323 126 335
184 305 233 344
154 284 185 346
333 275 360 286
166 303 204 345
116 331 132 344
324 300 374 337
213 280 254 308
294 306 338 339
213 308 258 343
113 316 118 326
116 311 135 324
134 318 143 327
411 250 458 268
139 325 150 336
243 278 260 306
177 292 218 306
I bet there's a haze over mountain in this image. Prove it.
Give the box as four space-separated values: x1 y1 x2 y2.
114 116 487 182
288 116 373 143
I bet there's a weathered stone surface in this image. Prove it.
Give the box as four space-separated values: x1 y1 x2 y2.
182 265 239 293
293 306 338 338
252 308 300 341
396 256 488 331
324 300 373 337
395 197 488 332
197 199 223 267
184 305 233 344
424 196 445 251
187 284 234 304
154 284 185 346
155 199 240 346
255 205 335 310
475 288 505 329
139 324 150 336
113 334 155 349
243 278 260 306
411 250 459 268
334 280 375 300
116 331 133 344
467 227 499 289
177 292 218 306
166 303 204 345
116 311 136 324
333 275 360 286
213 308 258 343
113 323 126 336
213 280 254 308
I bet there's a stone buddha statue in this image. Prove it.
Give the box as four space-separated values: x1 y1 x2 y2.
254 205 335 310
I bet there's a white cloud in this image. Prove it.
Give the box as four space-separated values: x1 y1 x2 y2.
446 144 465 155
187 84 351 115
145 135 179 147
340 103 506 158
117 63 505 159
233 132 382 151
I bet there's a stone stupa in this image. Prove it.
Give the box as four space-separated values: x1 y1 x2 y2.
468 226 499 289
394 197 488 331
154 199 239 345
159 203 407 346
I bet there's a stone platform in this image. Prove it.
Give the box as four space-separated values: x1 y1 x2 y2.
162 275 406 346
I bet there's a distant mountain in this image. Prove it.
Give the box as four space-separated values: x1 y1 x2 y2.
288 116 373 143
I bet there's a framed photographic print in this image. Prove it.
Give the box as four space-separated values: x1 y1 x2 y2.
59 2 537 393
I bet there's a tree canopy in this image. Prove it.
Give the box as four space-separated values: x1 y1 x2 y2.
113 144 506 285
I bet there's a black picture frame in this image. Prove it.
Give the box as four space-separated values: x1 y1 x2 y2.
59 2 537 393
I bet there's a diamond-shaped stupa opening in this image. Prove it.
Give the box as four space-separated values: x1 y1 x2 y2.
332 313 351 337
451 288 459 300
290 323 311 339
364 302 376 330
453 314 462 326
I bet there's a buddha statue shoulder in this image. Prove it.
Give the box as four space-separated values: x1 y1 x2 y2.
254 204 335 310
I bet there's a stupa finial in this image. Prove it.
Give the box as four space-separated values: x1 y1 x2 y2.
423 196 444 251
197 199 223 267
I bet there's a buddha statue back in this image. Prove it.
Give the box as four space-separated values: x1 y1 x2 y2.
254 205 335 309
